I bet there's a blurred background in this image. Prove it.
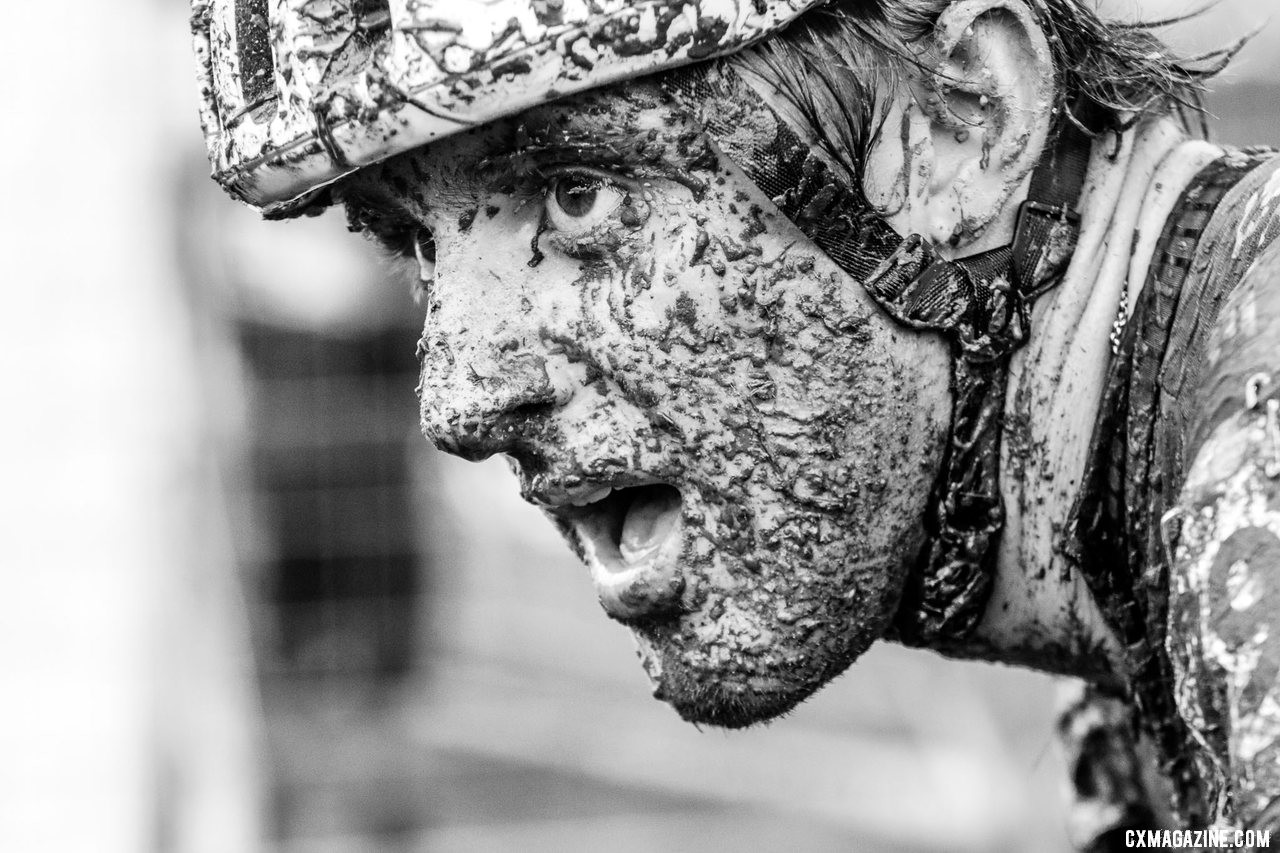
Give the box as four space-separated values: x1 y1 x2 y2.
2 2 1276 852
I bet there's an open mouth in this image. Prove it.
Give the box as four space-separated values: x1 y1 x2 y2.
575 483 684 573
541 481 686 620
533 475 688 620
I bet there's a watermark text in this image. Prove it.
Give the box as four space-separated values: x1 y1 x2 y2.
1126 829 1271 849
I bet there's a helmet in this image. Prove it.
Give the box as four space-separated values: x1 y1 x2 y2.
192 0 826 216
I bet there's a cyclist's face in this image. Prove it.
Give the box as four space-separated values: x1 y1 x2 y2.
343 83 949 726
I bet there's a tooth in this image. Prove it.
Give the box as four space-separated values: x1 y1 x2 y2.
620 489 681 564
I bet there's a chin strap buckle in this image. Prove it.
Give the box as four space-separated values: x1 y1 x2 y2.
863 235 969 331
1012 199 1082 300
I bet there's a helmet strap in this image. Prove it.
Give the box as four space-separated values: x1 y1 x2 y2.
662 62 1093 644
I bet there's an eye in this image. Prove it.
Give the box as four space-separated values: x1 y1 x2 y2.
414 230 436 279
544 172 625 233
412 230 436 302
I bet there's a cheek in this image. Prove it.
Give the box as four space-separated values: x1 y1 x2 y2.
609 210 732 334
429 210 577 333
590 200 780 392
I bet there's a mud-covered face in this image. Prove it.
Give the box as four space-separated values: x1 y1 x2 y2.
343 82 950 727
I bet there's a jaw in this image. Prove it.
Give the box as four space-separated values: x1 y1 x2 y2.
624 548 903 729
544 467 921 729
632 629 821 728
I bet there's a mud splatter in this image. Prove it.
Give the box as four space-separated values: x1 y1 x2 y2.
1170 408 1280 825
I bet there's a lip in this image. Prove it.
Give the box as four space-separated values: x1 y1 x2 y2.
525 470 669 510
532 473 687 620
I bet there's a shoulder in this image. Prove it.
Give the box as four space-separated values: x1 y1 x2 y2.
1166 275 1280 830
1162 152 1280 829
1162 148 1280 453
1194 238 1280 444
1179 149 1280 466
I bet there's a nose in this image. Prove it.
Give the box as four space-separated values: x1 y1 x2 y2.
418 340 564 461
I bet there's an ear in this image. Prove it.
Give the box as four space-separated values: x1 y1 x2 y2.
864 0 1055 253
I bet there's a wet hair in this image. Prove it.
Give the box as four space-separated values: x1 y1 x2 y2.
731 0 1243 181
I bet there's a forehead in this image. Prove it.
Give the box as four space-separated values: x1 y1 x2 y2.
343 81 706 210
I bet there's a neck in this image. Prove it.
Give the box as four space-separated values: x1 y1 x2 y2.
926 117 1223 682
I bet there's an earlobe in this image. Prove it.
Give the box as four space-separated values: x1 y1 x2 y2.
879 0 1056 252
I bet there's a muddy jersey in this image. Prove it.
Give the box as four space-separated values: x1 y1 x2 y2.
1068 147 1280 832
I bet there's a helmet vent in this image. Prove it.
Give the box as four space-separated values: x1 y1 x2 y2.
235 0 275 107
317 0 393 93
354 0 391 33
